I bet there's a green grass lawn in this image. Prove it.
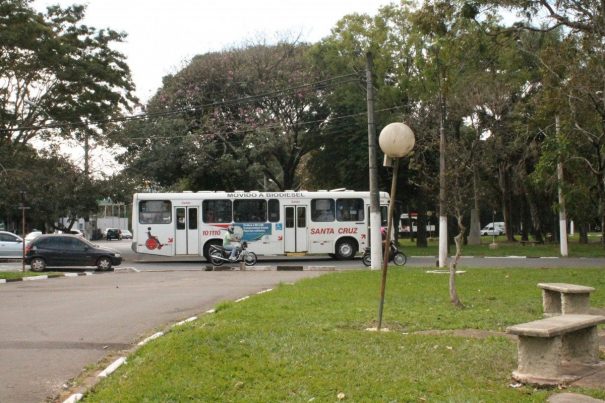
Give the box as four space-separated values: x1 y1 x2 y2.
0 271 60 280
85 267 605 402
398 235 605 257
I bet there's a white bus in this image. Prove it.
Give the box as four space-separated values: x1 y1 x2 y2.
132 190 389 261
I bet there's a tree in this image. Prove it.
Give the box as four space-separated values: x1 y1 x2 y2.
478 0 605 245
0 0 136 147
0 144 98 232
0 0 136 232
116 42 332 191
308 5 434 250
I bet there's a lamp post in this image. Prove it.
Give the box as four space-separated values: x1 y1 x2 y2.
376 122 415 331
19 191 30 272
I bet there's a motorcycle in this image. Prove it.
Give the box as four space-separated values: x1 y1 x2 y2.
362 240 407 267
209 241 257 266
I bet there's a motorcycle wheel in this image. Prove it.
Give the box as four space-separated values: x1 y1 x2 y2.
244 252 257 266
210 250 225 266
393 252 407 266
362 253 371 267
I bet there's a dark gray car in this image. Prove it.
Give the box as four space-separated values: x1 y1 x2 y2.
24 234 122 271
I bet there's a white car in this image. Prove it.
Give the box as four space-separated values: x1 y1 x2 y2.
67 229 85 237
480 222 505 236
25 231 43 243
0 231 24 258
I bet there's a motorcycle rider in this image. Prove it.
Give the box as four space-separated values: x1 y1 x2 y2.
223 225 240 261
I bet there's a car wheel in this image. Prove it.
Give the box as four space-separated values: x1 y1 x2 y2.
362 253 371 267
97 257 113 271
30 257 46 272
335 239 357 260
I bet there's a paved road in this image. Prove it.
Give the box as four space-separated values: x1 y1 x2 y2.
1 240 604 402
0 270 324 403
106 239 605 270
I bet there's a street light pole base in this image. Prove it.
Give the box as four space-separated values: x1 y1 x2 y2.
489 242 499 250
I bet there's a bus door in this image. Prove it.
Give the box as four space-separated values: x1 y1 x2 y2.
175 206 199 255
284 205 308 253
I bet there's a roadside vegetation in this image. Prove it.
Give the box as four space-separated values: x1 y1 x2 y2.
84 268 605 402
0 270 61 280
398 234 605 258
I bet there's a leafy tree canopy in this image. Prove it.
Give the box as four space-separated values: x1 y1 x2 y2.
0 0 136 146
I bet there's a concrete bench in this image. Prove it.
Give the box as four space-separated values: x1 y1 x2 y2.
538 283 595 316
506 314 605 385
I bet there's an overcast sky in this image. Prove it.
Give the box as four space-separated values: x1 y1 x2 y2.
33 0 392 102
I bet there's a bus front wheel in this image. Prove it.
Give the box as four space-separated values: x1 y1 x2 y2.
335 239 357 260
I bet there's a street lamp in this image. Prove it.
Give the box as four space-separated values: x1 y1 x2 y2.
376 122 415 331
19 191 30 272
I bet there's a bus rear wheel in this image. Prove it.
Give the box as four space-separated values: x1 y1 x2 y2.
335 239 357 260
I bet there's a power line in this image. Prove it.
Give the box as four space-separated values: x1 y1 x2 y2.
2 73 361 133
111 105 407 144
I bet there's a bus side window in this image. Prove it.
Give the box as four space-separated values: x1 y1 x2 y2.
268 199 280 222
203 200 232 223
336 198 364 221
234 200 267 223
139 200 172 224
311 199 334 222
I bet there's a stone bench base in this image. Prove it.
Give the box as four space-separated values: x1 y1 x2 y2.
507 314 605 385
538 283 595 317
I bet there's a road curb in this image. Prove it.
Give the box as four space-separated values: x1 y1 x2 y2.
204 265 342 271
0 271 98 285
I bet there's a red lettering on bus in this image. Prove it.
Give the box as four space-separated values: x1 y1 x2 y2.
310 228 334 235
202 230 221 236
338 228 358 234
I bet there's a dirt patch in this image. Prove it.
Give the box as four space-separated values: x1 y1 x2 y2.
412 328 517 340
412 328 605 348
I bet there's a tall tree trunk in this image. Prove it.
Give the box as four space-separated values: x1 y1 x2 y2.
468 170 481 245
449 211 465 308
416 210 428 248
520 197 529 242
579 223 589 244
600 186 605 247
517 161 544 242
498 163 515 242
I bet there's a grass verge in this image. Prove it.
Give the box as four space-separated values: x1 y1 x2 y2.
85 267 605 402
398 236 605 257
0 271 61 280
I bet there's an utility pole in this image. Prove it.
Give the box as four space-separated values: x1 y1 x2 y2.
438 85 448 268
556 115 568 256
366 52 382 270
